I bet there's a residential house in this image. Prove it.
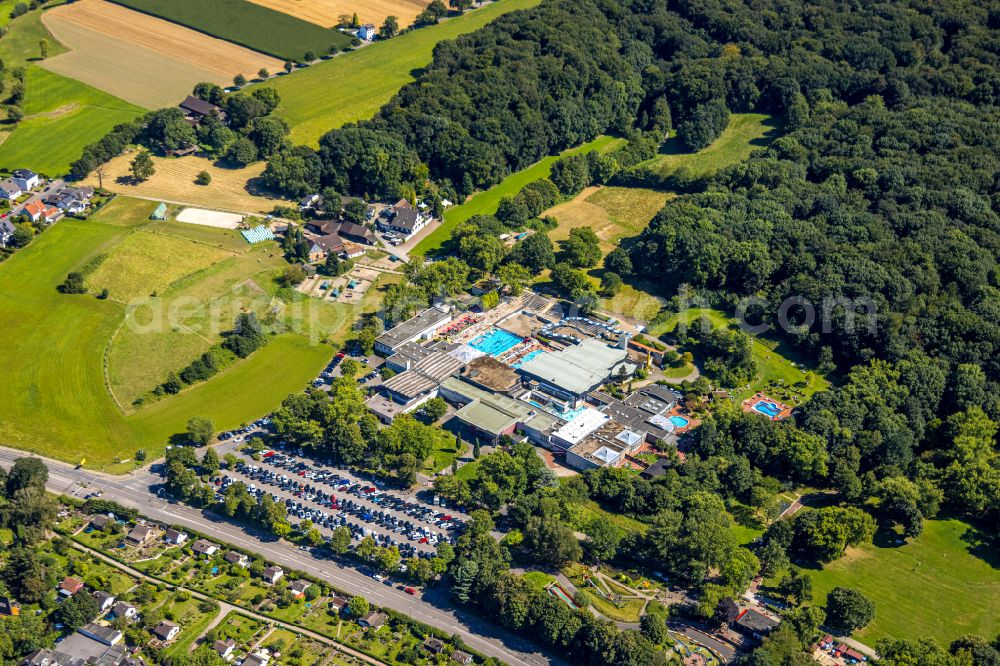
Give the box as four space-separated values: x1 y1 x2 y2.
452 650 473 665
298 193 324 214
243 653 270 666
262 566 284 584
126 524 156 545
307 233 345 261
11 169 40 191
23 200 60 224
379 203 429 239
358 611 387 629
45 187 92 214
77 623 122 647
0 179 22 200
213 639 236 659
357 24 376 40
0 596 20 616
191 539 219 558
422 637 444 654
179 95 225 123
164 529 188 546
152 620 180 643
89 514 113 530
59 577 84 597
224 551 249 568
288 580 310 599
0 218 16 248
94 591 116 614
111 601 139 621
329 595 349 615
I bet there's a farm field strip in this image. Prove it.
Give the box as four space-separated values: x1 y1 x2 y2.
257 0 542 146
109 0 352 61
249 0 429 31
40 0 283 109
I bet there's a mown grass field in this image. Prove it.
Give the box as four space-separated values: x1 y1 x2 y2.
648 308 830 402
0 198 370 469
109 0 351 61
0 6 145 175
414 135 624 255
641 113 781 178
256 0 542 146
806 519 1000 645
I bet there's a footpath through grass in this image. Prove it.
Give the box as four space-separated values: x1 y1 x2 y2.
413 135 624 256
257 0 542 147
807 519 1000 645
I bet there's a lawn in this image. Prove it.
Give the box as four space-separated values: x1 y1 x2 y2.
641 113 781 179
454 458 480 481
563 498 649 537
806 519 1000 645
414 135 625 256
215 611 265 643
522 571 556 591
0 67 144 176
254 0 542 147
159 595 220 659
0 7 144 176
647 308 830 402
0 210 352 469
108 0 351 61
421 430 466 474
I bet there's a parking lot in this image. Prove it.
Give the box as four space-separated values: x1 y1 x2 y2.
214 444 469 558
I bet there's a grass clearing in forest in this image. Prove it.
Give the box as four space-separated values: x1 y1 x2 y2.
254 0 543 146
805 519 1000 645
642 113 781 179
414 135 624 255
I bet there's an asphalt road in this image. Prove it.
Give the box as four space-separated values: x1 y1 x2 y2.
0 446 558 666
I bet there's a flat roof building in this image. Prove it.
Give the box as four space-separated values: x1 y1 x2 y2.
517 339 634 405
565 419 645 471
459 356 520 394
375 306 453 355
549 408 609 451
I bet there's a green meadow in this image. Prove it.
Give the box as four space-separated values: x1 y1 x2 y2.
807 519 1000 645
413 135 624 255
0 9 144 175
0 198 368 469
256 0 542 147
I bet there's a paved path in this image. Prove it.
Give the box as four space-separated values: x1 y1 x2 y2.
72 539 385 665
1 447 558 666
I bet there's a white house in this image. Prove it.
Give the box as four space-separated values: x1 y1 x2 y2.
0 179 22 200
153 621 180 642
0 219 15 247
262 566 284 584
94 591 116 614
164 529 188 546
112 601 139 621
191 539 219 558
11 169 39 191
357 24 377 40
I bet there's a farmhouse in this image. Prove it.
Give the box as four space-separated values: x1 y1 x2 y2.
0 219 14 247
379 201 430 239
12 169 40 191
307 233 345 261
336 221 377 245
375 306 453 355
0 179 22 200
357 24 377 40
179 95 225 123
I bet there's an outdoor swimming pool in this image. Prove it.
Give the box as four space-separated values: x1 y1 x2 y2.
469 328 523 357
669 415 690 428
754 401 783 418
512 349 546 368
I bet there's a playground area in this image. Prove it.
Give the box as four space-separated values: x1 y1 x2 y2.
298 265 379 305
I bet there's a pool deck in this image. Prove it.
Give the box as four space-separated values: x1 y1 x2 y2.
741 393 792 420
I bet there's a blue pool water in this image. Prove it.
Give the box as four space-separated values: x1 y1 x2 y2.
469 328 523 357
512 349 546 368
528 400 587 422
669 415 689 428
754 401 783 418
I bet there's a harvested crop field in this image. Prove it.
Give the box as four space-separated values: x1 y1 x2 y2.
110 0 352 61
40 0 282 109
85 154 289 214
249 0 429 30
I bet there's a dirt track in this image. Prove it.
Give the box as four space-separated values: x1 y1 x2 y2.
248 0 429 30
41 0 282 108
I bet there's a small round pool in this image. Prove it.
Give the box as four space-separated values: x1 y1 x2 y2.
669 415 689 428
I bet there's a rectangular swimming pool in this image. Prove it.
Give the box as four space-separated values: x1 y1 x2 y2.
469 328 523 357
